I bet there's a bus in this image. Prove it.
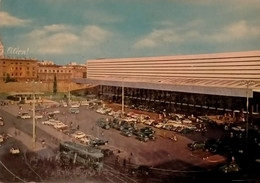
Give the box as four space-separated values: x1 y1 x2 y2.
59 141 104 171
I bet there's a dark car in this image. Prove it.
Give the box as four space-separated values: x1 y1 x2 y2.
187 141 205 151
91 139 108 146
130 165 151 176
121 130 132 137
137 134 149 142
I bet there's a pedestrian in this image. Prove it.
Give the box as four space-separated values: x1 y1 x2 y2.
41 139 46 148
123 158 126 168
77 125 79 130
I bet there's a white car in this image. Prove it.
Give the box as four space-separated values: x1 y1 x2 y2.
155 123 164 128
108 111 115 116
20 113 31 119
182 119 192 124
79 136 91 145
80 101 89 106
144 119 155 126
71 103 80 108
42 119 60 126
54 122 68 131
124 117 137 123
10 147 20 154
71 131 86 139
35 114 43 119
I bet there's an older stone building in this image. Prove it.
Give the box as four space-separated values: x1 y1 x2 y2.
0 57 38 82
37 61 87 82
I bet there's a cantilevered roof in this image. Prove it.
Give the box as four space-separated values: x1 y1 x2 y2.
74 77 260 98
77 51 260 98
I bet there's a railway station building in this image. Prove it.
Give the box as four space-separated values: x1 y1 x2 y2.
75 50 260 117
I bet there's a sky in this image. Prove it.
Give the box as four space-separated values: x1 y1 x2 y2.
0 0 260 65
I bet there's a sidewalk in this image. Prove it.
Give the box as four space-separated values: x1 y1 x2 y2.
6 127 56 156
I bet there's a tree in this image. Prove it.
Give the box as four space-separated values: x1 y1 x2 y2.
53 74 57 94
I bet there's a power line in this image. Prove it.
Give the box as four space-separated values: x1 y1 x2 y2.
0 160 28 183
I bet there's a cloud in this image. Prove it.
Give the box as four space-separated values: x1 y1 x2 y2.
205 21 260 43
81 25 111 46
134 28 199 49
37 33 79 54
0 12 31 27
24 24 112 55
134 19 260 49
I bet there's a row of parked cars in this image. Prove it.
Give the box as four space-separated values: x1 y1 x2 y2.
41 117 108 147
97 118 156 142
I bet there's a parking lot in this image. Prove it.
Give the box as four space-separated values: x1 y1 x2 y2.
1 99 222 167
1 98 259 182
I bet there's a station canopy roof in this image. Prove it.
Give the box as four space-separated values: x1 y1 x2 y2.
74 77 260 98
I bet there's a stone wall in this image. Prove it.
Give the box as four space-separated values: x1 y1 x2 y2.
0 81 94 93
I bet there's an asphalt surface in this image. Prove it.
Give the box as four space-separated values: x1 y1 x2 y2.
1 101 259 182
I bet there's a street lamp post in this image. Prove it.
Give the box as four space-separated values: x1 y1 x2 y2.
32 93 36 148
122 78 124 115
241 80 255 143
27 81 42 149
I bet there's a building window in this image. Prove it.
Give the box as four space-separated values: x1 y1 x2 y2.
20 67 22 70
11 73 14 76
16 62 18 64
3 62 5 64
57 70 59 73
27 67 29 70
16 67 18 70
53 70 55 72
45 70 47 72
20 73 22 76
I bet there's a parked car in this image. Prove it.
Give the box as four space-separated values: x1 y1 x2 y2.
137 134 149 142
80 100 90 106
71 131 86 139
144 119 155 126
121 130 132 137
35 114 43 119
19 113 31 119
42 119 60 126
219 162 240 173
187 141 205 151
10 147 20 155
70 103 80 108
130 165 151 176
69 107 80 114
91 138 108 146
53 122 68 131
155 123 164 128
79 136 91 145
